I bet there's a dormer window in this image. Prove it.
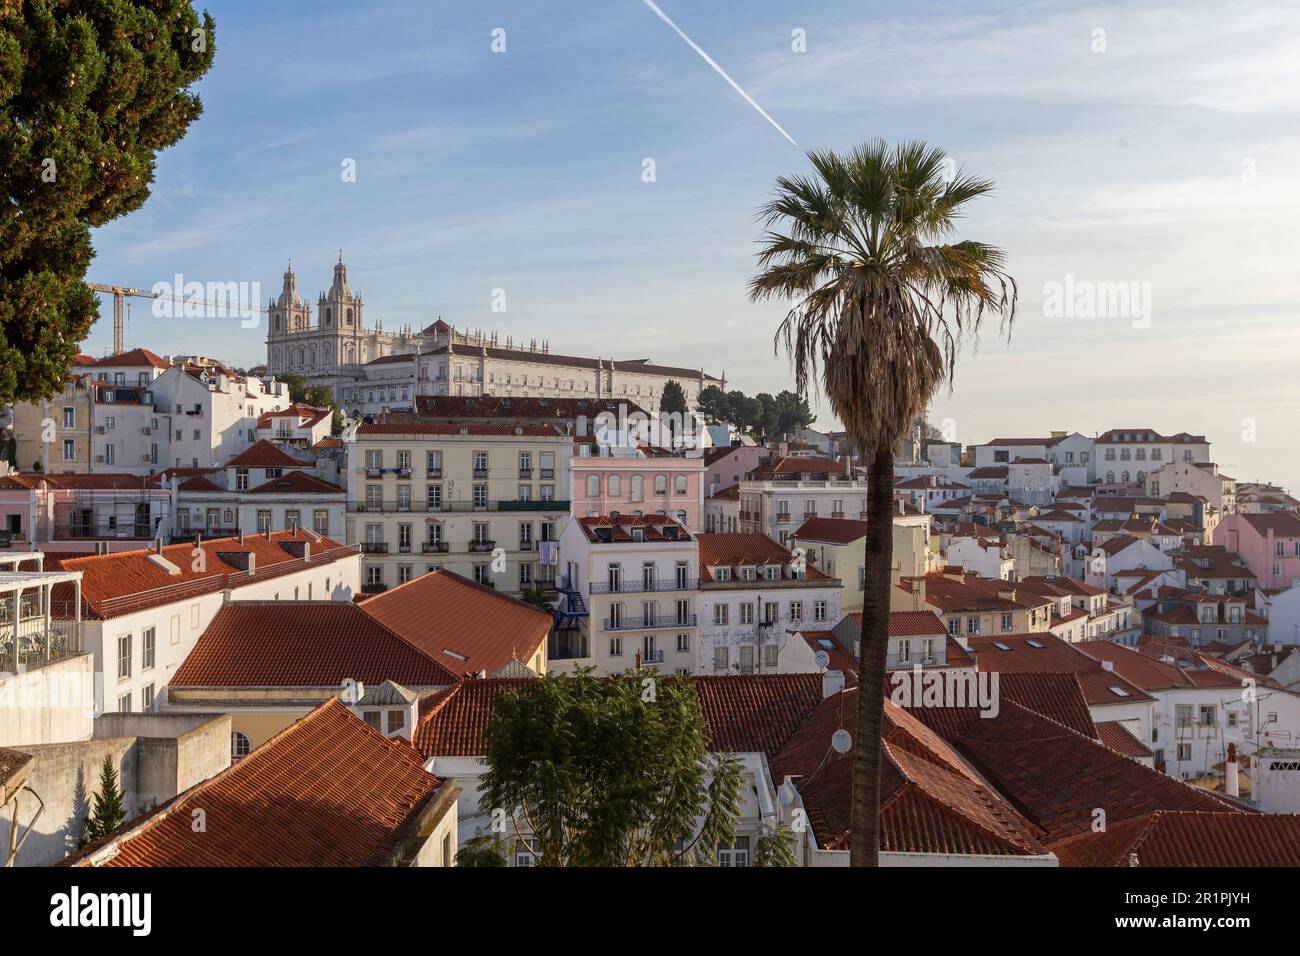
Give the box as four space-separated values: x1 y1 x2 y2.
714 566 731 582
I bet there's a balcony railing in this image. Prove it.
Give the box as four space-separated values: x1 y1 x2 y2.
603 614 697 631
1 601 82 671
590 577 698 594
421 542 449 553
641 649 666 664
350 499 569 514
360 542 388 554
468 539 496 553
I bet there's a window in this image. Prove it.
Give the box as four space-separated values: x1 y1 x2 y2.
117 693 131 713
231 731 251 759
609 636 623 657
62 406 74 428
1001 612 1013 631
1175 704 1193 730
676 633 689 652
789 600 803 621
1177 743 1192 761
718 836 750 867
740 604 754 625
713 604 729 625
142 627 156 671
966 616 981 634
142 683 155 711
1199 705 1216 727
117 634 132 680
63 439 75 461
314 509 329 534
236 467 249 490
586 474 601 497
814 600 827 622
713 646 729 671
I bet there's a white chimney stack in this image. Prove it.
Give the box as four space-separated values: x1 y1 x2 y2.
1225 742 1240 798
822 669 845 699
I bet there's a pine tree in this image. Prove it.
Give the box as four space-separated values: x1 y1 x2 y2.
0 1 217 406
82 754 126 845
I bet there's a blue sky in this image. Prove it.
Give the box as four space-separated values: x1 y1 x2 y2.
88 0 1300 487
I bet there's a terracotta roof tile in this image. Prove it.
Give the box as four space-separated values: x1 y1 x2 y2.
171 601 457 687
357 570 551 678
1052 811 1300 867
72 700 445 867
224 439 313 469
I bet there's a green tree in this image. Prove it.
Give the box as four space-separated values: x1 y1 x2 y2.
726 391 760 434
659 378 688 416
774 390 815 435
750 140 1017 865
695 385 730 424
0 1 216 407
81 754 126 845
480 670 744 866
455 833 507 867
754 823 797 867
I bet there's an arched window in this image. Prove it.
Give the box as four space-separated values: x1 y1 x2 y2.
274 316 281 332
325 307 332 325
655 475 668 496
586 474 600 497
1121 471 1130 483
630 474 644 501
608 475 622 497
346 308 354 325
231 731 251 760
1106 470 1115 483
675 475 687 495
676 510 687 525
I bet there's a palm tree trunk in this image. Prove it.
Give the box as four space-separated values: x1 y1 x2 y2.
849 444 894 866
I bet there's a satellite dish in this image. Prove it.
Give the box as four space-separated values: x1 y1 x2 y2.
831 729 852 754
813 650 830 669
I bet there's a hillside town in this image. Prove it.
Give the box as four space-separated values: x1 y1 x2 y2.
3 297 1300 869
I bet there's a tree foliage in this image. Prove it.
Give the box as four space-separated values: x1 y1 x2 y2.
479 670 744 866
455 834 507 867
0 1 216 407
754 823 798 867
659 378 688 416
81 754 126 845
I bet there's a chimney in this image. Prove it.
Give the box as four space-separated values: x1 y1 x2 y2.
154 537 163 555
1227 738 1237 801
822 669 845 698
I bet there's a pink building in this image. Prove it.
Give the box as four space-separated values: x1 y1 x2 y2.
571 450 706 532
1214 512 1300 589
704 445 771 497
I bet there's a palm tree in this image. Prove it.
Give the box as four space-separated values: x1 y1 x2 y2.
749 140 1017 866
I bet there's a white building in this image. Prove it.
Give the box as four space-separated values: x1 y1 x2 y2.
553 514 697 674
49 530 360 714
695 532 841 675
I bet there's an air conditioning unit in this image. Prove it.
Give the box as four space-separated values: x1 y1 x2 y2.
142 427 152 435
95 455 105 463
95 426 106 434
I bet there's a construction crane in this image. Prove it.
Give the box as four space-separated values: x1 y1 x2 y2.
86 282 156 355
87 281 273 355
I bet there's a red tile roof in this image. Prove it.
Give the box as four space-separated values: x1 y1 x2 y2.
793 516 869 544
49 530 354 620
1096 720 1154 759
1051 811 1300 867
245 470 344 494
171 601 457 687
358 570 551 677
72 700 446 867
224 440 313 469
996 672 1097 738
86 347 169 369
409 395 646 422
907 700 1243 843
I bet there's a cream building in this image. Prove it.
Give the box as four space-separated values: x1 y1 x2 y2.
264 258 723 414
346 422 572 596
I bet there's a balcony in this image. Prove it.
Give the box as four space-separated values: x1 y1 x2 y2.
421 542 449 554
776 514 791 523
604 614 697 631
360 542 388 554
549 634 589 660
473 468 489 479
518 469 533 479
641 650 666 664
590 577 698 594
350 499 569 514
468 539 496 553
426 469 443 479
361 582 387 594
